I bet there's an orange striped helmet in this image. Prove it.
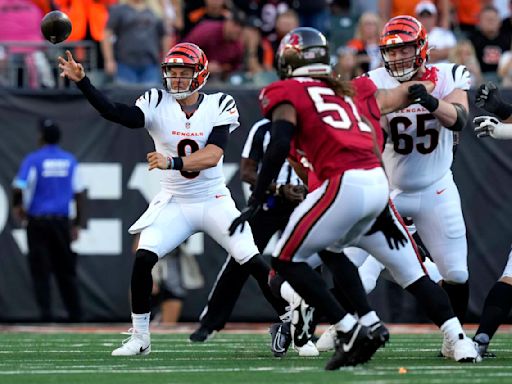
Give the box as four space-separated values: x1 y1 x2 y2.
161 43 209 99
379 16 428 81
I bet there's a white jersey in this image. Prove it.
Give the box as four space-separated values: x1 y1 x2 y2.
136 89 239 199
367 63 471 191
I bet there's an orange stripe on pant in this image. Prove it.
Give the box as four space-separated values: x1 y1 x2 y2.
279 175 343 262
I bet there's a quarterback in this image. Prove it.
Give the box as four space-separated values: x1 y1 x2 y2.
58 43 286 356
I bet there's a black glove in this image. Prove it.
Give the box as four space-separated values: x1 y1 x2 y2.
228 200 262 236
408 84 439 112
475 82 512 120
366 205 408 250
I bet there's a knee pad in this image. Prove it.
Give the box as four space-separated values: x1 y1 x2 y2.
444 269 468 284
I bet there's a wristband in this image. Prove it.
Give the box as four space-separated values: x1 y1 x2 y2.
423 95 439 113
172 157 183 171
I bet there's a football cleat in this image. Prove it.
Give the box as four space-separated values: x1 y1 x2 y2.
269 322 292 357
325 323 388 370
473 333 496 358
111 328 151 356
189 325 216 343
316 325 336 352
295 340 320 357
453 334 481 363
291 299 316 347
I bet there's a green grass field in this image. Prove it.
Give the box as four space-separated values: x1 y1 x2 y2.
1 329 512 384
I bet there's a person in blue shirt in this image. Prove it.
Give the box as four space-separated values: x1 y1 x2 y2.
12 119 85 322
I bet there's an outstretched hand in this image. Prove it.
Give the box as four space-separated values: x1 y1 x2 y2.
58 50 85 82
474 82 512 120
473 115 512 139
366 205 408 250
228 201 262 236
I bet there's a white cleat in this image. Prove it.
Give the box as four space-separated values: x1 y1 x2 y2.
441 334 454 359
295 340 320 357
316 325 336 352
112 329 151 356
453 336 481 363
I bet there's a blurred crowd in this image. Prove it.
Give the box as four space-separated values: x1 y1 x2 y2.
2 0 512 88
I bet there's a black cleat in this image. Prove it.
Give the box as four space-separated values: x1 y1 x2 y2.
325 322 388 370
473 333 496 358
189 326 216 343
291 300 316 348
269 322 292 357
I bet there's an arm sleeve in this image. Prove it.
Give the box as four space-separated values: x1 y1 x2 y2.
252 120 295 202
12 156 32 189
76 76 145 129
206 125 229 150
214 93 240 132
452 64 472 91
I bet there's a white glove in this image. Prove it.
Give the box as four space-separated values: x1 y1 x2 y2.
473 115 512 140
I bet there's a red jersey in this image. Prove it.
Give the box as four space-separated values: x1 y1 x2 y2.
260 76 381 186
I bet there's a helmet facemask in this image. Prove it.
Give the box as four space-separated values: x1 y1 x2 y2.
162 65 198 100
381 43 423 82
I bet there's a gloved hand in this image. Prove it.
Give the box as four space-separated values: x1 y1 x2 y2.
475 82 512 120
473 115 512 140
228 200 262 236
366 205 408 250
408 84 439 112
281 184 307 203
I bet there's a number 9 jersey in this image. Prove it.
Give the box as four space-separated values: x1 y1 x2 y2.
136 89 239 199
367 63 471 191
259 76 381 183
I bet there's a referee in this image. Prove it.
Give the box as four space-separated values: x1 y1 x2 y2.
190 118 306 341
12 119 85 322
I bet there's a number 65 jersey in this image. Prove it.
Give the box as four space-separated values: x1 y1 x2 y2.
367 63 471 191
136 89 239 199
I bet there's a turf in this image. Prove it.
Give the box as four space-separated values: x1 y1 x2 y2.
1 332 511 384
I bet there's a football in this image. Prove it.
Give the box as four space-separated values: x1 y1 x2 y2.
40 11 72 44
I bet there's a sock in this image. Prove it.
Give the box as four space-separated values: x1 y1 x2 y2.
359 311 380 327
132 312 150 335
442 281 469 324
406 276 454 327
476 281 512 339
280 281 300 306
334 313 357 333
272 258 346 324
319 250 372 316
440 317 464 343
131 249 158 314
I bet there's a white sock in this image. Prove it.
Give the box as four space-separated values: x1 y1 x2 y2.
132 312 150 335
280 282 301 307
359 311 380 327
334 313 357 333
440 317 464 343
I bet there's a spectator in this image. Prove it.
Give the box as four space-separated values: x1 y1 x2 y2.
346 12 383 73
497 50 512 87
184 10 246 81
448 39 483 87
12 118 85 322
379 0 451 29
469 5 512 82
451 0 483 37
415 1 456 63
269 9 300 68
0 0 54 88
334 46 360 79
101 0 170 85
329 0 360 50
291 0 330 35
182 0 230 37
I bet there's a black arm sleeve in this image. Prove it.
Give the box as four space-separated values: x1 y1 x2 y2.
76 76 145 129
252 120 295 203
206 125 229 150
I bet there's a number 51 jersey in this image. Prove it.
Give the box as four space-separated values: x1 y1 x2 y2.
136 89 239 199
367 64 471 191
259 77 381 183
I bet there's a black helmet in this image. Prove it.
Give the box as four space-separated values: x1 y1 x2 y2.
276 27 331 79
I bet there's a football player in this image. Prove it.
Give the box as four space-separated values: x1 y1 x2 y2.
58 43 287 356
364 15 472 346
472 82 512 357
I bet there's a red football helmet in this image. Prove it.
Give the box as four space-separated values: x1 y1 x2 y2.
161 43 209 99
379 16 429 82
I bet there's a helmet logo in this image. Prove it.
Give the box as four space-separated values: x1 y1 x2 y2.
288 33 301 47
